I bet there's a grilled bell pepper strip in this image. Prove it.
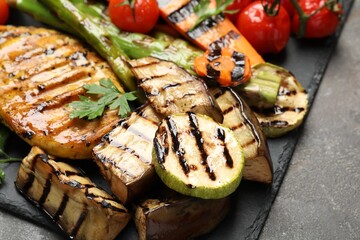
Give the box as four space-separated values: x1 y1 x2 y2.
158 0 265 66
18 0 201 77
194 46 251 87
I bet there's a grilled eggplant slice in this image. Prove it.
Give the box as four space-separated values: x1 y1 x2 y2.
15 146 130 240
153 112 244 199
134 187 230 240
0 26 124 159
127 57 223 123
211 88 273 184
241 63 308 138
93 104 162 203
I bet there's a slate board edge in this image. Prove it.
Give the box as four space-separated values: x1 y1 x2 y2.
245 1 356 239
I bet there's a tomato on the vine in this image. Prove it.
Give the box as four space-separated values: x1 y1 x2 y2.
281 0 295 17
292 0 342 38
225 0 253 23
236 1 291 55
0 0 9 25
109 0 159 34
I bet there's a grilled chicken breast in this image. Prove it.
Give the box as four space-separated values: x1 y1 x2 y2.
16 146 130 240
93 104 163 203
127 57 223 123
0 26 124 159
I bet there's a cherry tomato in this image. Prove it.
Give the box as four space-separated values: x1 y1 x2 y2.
236 1 291 55
281 0 295 17
225 0 253 24
109 0 159 33
292 0 342 38
0 0 9 25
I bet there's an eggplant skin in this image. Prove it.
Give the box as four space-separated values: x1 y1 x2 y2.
134 188 231 240
15 147 131 240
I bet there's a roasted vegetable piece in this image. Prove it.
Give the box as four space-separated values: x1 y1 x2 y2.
38 0 202 86
0 26 124 159
15 147 130 240
128 57 223 123
158 0 265 66
134 187 231 240
39 0 136 91
93 104 163 204
211 88 273 184
249 64 309 137
194 46 252 87
153 112 244 199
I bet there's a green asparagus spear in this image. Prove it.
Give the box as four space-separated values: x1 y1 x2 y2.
39 0 136 91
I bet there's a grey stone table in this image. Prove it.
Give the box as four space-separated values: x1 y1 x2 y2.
1 1 359 239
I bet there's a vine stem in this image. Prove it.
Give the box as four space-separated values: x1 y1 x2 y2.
290 0 335 38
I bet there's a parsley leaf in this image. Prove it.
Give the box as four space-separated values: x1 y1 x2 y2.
192 0 237 30
69 79 137 120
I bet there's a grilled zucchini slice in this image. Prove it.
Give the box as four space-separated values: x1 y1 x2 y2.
211 88 273 184
153 112 244 199
240 63 308 138
15 147 130 240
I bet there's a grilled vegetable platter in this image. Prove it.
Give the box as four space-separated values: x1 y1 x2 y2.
0 0 355 239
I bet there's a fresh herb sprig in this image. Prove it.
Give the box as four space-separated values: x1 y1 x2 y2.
192 0 237 30
0 126 22 185
69 79 137 120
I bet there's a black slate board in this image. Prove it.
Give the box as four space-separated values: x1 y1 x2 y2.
0 2 355 239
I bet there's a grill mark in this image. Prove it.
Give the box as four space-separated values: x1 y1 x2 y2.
261 120 289 127
53 194 69 222
274 106 305 114
163 82 180 90
188 112 216 181
32 67 91 94
6 44 76 77
278 87 297 96
106 139 148 163
167 0 198 24
69 210 87 239
130 61 159 69
206 64 220 80
27 86 87 113
38 175 52 207
207 47 221 62
216 128 233 168
209 30 240 50
230 122 244 131
187 14 225 40
95 152 139 179
166 117 189 175
241 139 256 148
231 51 246 82
19 153 42 194
138 73 169 84
100 199 128 213
227 89 261 147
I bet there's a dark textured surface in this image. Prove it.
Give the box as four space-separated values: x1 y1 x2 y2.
0 1 357 239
